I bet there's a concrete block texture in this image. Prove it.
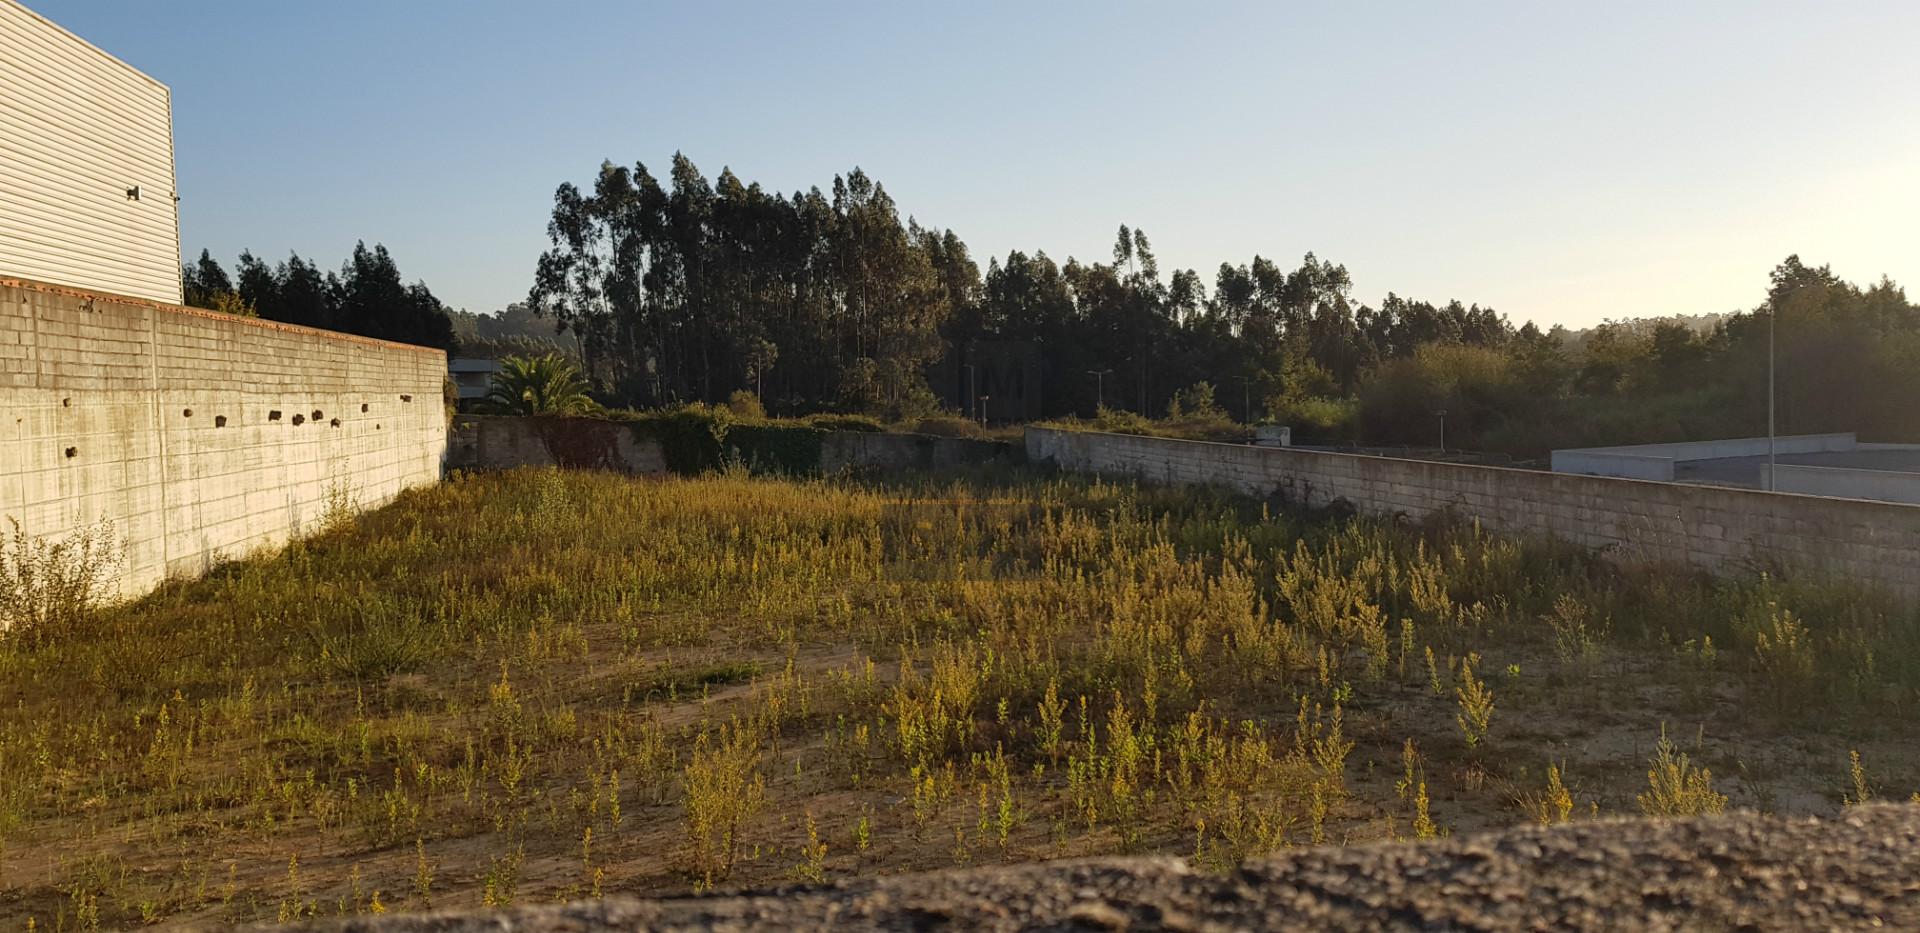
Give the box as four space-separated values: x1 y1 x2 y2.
0 278 448 603
1027 428 1920 601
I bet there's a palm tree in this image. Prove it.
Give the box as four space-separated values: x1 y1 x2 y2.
480 354 598 415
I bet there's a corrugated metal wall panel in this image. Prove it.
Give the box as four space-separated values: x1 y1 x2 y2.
0 0 181 304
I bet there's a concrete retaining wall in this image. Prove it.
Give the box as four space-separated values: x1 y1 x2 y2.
1581 433 1856 460
1549 450 1676 481
1553 433 1861 479
1763 464 1920 506
0 277 448 601
1028 427 1920 600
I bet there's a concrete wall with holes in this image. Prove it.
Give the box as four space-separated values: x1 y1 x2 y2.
1028 427 1920 602
0 277 448 601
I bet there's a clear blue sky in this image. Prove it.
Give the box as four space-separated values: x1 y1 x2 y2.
36 0 1920 328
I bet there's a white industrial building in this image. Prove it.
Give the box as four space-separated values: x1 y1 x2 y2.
1553 434 1920 506
0 0 181 304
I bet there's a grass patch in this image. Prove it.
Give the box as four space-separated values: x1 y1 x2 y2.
0 466 1917 927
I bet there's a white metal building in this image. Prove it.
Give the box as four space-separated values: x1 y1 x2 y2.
449 357 505 403
0 0 181 304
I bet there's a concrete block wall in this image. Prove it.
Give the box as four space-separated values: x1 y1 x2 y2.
1550 450 1676 481
0 277 448 601
447 416 667 473
1029 427 1920 601
1553 433 1859 479
1763 464 1920 507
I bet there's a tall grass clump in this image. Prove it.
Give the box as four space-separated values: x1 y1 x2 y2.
0 517 121 646
1637 727 1727 818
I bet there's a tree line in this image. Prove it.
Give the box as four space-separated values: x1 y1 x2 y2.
528 155 966 414
527 154 1920 454
181 242 454 350
525 154 1521 420
182 153 1920 457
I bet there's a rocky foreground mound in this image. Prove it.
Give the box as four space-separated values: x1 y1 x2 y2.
274 805 1920 932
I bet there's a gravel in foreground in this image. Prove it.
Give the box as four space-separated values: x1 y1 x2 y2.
270 805 1920 932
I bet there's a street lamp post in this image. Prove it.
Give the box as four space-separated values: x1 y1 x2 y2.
978 395 990 427
1237 376 1254 424
1087 369 1113 413
1768 307 1776 491
1436 409 1448 454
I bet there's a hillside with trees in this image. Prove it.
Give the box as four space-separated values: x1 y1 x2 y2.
448 302 584 364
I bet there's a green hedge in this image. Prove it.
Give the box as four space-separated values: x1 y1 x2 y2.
802 413 885 433
725 424 827 475
629 408 731 475
618 406 833 476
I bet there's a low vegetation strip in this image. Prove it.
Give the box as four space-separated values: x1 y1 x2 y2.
0 467 1917 928
270 805 1920 932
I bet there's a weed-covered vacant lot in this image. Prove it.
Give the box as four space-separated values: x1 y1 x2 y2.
3 466 1919 929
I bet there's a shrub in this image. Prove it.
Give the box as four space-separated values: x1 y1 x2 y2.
803 413 885 433
1356 344 1532 450
1091 406 1156 435
725 424 826 476
0 518 120 646
209 291 258 318
726 390 767 420
1049 404 1247 443
308 600 432 680
1454 653 1494 748
1746 602 1817 709
1264 396 1356 443
1637 727 1726 818
631 405 733 474
908 415 985 438
1166 381 1229 423
683 721 767 887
